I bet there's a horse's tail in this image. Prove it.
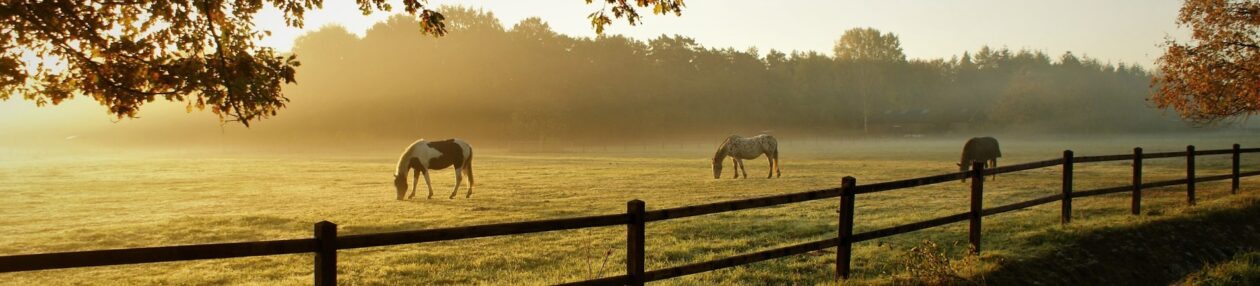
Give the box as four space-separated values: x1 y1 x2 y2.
769 136 779 159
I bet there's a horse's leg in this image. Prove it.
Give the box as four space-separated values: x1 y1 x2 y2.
962 162 969 183
774 150 781 178
766 153 774 179
410 169 420 199
739 159 748 179
465 159 474 198
991 159 998 181
422 170 435 199
450 168 463 199
731 157 739 179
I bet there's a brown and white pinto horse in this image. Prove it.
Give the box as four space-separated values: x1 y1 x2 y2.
393 139 474 200
712 134 781 179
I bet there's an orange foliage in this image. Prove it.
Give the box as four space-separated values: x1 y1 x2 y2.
1153 0 1260 123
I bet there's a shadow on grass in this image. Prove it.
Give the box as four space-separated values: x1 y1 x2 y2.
981 197 1260 285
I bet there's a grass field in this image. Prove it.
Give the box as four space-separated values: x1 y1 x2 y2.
3 135 1260 285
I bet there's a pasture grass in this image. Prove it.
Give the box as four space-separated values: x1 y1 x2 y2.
1180 251 1260 286
2 136 1260 285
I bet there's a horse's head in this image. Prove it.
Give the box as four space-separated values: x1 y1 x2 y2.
393 174 408 200
712 157 723 179
712 145 729 179
956 162 968 183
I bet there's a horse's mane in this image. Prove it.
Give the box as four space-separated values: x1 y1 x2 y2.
396 140 423 176
713 136 735 162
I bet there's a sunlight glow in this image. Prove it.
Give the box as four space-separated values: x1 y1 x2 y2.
253 0 1187 67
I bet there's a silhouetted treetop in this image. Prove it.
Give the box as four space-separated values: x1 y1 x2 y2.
833 28 905 62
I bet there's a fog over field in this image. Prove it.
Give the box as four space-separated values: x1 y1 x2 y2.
2 7 1254 153
5 3 1260 285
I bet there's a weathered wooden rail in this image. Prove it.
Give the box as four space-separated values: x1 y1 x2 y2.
0 144 1256 285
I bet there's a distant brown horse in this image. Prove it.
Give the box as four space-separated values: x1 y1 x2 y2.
712 134 781 179
958 137 1001 182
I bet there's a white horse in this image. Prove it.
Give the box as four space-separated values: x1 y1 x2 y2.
712 134 781 179
393 139 474 200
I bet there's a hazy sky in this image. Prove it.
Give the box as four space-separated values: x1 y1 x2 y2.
254 0 1189 67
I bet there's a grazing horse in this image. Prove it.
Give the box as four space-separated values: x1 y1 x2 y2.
712 134 781 179
393 139 474 200
958 137 1001 182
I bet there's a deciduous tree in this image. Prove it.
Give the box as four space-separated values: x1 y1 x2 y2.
833 27 905 62
1153 0 1260 123
0 0 683 126
833 28 905 132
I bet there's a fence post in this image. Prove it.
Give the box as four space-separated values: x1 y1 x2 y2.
314 221 337 286
1187 145 1196 206
969 161 984 254
1062 150 1073 224
1233 143 1241 194
627 199 646 286
837 176 856 280
1132 147 1143 216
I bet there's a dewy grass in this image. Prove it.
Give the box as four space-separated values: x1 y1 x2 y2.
1179 251 1260 286
2 137 1260 285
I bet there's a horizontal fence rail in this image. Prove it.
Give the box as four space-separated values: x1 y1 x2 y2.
643 187 842 222
338 213 629 249
0 145 1256 285
851 213 972 242
854 171 971 194
643 237 840 282
986 158 1065 175
1197 149 1235 156
0 239 316 273
1074 154 1135 163
1143 150 1190 159
982 194 1063 216
1073 185 1132 198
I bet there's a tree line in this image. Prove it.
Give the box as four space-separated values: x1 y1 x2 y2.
273 7 1189 145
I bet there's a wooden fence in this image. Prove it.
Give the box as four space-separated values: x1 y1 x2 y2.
0 144 1257 285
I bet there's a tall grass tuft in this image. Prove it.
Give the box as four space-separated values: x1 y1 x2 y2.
585 242 616 280
896 240 974 286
